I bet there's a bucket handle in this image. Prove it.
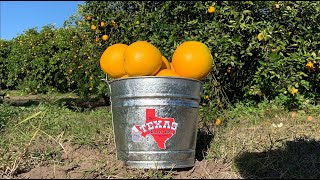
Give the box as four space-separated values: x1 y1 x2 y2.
100 74 112 95
100 74 110 85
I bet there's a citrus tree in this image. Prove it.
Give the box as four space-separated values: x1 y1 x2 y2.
1 1 319 111
0 39 12 89
2 23 108 97
79 1 320 110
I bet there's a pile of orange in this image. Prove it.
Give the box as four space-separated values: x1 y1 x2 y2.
99 41 213 80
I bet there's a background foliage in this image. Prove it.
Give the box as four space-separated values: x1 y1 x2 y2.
1 1 319 110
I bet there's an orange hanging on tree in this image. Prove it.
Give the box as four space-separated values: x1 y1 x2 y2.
91 24 97 30
100 21 105 27
102 35 109 41
208 6 215 13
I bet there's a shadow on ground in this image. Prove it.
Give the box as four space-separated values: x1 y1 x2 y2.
3 96 110 111
161 122 215 172
234 137 320 179
54 97 111 111
195 125 214 161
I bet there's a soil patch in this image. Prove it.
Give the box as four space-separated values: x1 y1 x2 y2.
12 142 240 179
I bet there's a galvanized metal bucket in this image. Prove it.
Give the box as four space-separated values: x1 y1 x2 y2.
108 76 202 169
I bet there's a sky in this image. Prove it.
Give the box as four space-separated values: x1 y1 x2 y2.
0 1 84 40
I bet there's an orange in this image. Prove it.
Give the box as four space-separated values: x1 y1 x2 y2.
91 24 97 30
215 118 222 126
290 88 298 95
100 21 105 27
307 115 314 121
121 74 129 78
306 61 314 70
100 43 128 78
170 62 175 71
86 15 91 21
95 36 99 42
172 41 213 80
102 35 109 41
208 6 215 14
159 56 171 71
155 69 180 77
124 41 162 76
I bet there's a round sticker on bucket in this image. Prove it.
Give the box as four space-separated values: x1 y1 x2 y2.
132 108 178 150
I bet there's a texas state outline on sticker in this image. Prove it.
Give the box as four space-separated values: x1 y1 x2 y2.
133 109 178 149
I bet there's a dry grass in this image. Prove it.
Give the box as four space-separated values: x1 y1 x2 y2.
1 93 320 179
208 109 320 179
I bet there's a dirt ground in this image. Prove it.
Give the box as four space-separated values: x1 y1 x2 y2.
7 142 240 179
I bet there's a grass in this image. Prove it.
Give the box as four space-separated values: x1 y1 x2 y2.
0 91 320 179
0 98 113 177
204 101 320 179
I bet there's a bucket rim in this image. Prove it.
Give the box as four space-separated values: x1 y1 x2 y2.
108 76 203 84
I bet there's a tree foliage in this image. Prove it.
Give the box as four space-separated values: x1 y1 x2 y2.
0 1 319 109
